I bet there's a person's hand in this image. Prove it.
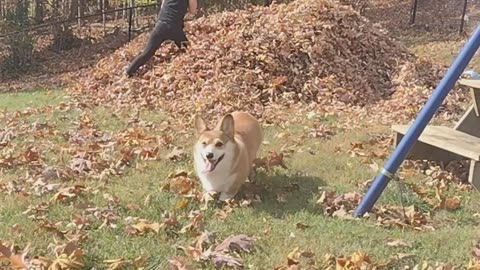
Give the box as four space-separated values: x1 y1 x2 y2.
185 12 195 20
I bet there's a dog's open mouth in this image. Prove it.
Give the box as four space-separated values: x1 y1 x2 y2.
202 154 225 174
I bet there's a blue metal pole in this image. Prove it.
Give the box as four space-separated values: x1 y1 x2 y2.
354 25 480 217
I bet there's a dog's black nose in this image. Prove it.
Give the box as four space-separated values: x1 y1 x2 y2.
206 152 214 160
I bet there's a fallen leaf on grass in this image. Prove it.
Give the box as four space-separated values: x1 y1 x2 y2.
104 258 131 270
133 256 149 268
332 208 355 220
126 219 161 236
209 252 243 269
166 147 188 162
444 197 461 211
180 210 205 235
253 151 288 172
162 171 196 195
178 233 254 269
51 185 86 203
0 242 29 269
287 247 301 266
385 239 413 248
214 234 255 254
295 222 309 230
200 191 219 210
49 249 85 269
316 191 362 217
176 197 190 209
335 251 372 269
376 205 434 231
168 256 196 270
274 247 316 269
143 194 153 207
468 261 480 270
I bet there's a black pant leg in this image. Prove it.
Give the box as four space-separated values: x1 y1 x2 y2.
126 22 170 76
173 29 188 49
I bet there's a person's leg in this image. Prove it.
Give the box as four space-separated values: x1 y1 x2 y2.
125 22 170 76
173 30 189 52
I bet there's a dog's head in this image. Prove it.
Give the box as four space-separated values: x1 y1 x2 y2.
193 114 236 174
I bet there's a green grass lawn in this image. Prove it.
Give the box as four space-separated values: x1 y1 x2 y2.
1 90 480 269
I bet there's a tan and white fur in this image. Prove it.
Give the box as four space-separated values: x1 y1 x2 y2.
193 111 263 201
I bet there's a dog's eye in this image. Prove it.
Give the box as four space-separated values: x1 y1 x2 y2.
202 141 207 146
215 142 224 147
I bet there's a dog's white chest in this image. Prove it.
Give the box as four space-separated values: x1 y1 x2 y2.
198 172 237 192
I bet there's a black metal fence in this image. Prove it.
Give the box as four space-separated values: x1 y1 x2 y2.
409 0 480 34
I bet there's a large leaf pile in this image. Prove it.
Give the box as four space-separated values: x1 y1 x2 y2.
70 0 468 125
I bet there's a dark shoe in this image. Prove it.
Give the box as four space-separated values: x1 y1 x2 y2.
124 67 134 78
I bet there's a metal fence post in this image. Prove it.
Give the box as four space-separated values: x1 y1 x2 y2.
102 0 106 36
460 0 468 34
409 0 418 25
77 0 81 27
128 2 133 41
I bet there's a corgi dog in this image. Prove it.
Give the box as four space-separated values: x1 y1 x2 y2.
193 111 263 201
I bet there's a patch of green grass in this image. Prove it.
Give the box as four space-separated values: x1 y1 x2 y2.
0 89 66 112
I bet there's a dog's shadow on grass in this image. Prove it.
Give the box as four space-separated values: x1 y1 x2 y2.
237 170 327 218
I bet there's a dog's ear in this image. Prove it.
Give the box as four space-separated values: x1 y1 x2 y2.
218 114 234 138
194 114 208 135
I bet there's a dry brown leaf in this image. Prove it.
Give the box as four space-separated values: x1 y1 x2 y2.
385 238 413 248
126 219 161 236
51 185 86 203
444 197 461 211
163 171 196 195
0 242 29 269
166 147 188 162
214 234 255 254
295 222 309 231
254 151 288 172
104 258 131 270
168 256 196 270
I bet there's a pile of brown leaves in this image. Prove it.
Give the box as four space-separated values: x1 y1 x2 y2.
69 0 468 127
316 190 437 231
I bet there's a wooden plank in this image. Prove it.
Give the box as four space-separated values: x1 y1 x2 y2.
392 125 480 161
469 160 480 191
394 132 467 162
472 88 480 116
458 79 480 115
454 104 480 137
459 78 480 88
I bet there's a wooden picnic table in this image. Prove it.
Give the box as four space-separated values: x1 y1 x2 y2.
392 79 480 190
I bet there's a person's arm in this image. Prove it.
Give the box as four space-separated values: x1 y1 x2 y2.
188 0 197 16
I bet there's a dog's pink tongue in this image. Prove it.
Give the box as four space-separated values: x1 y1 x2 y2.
203 160 215 173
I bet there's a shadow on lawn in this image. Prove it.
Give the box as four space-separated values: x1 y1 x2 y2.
237 170 327 218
